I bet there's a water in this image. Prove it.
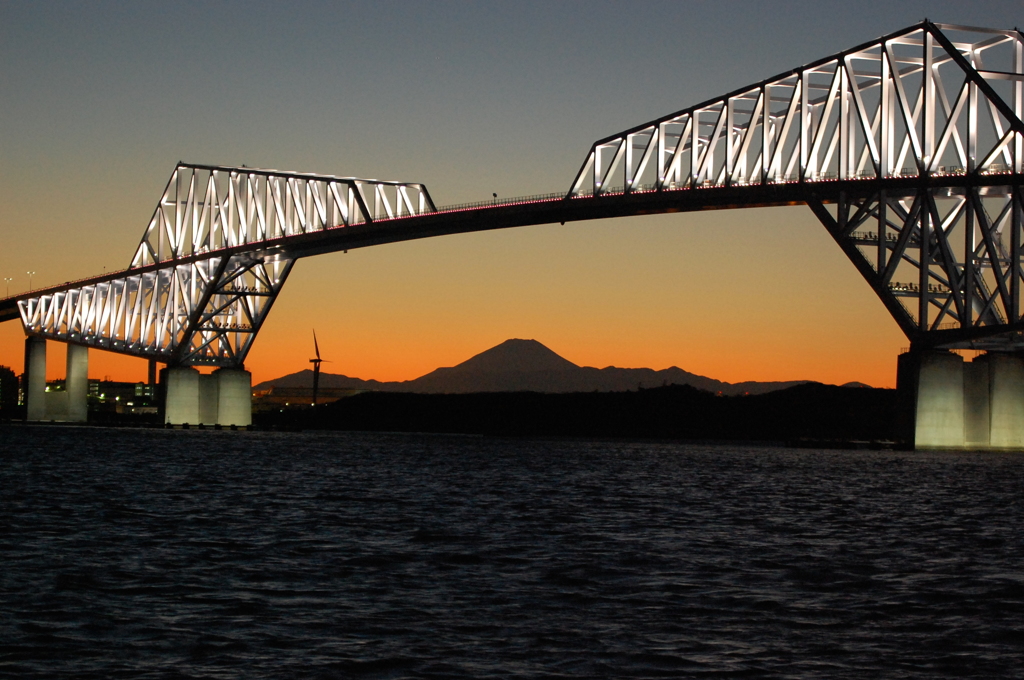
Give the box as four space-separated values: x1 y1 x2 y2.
1 426 1023 678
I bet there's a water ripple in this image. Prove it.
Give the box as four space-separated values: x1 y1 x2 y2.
1 427 1023 677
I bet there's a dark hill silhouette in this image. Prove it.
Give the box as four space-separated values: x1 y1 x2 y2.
253 338 816 395
259 382 901 444
255 369 386 392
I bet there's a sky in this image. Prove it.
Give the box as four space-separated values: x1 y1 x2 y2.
2 0 1022 388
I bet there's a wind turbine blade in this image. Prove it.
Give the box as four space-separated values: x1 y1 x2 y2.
313 329 321 360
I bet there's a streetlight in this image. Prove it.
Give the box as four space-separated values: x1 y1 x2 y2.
3 277 12 297
26 271 35 291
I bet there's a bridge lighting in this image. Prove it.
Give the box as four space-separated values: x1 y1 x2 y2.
26 272 35 291
12 165 435 366
7 20 1024 371
564 20 1024 351
3 277 12 297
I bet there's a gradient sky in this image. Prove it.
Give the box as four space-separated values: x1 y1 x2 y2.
2 0 1022 388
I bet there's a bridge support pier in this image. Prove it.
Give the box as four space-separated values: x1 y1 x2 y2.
163 367 200 425
24 337 47 422
215 369 252 427
64 344 89 422
22 338 89 423
982 354 1024 448
898 350 1024 450
162 366 251 427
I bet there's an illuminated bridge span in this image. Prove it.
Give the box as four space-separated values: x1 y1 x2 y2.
2 21 1023 447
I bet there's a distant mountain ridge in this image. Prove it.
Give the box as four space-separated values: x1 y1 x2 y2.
254 338 819 396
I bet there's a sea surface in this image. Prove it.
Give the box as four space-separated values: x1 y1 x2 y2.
1 426 1023 679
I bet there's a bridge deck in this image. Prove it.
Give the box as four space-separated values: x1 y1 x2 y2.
3 174 990 325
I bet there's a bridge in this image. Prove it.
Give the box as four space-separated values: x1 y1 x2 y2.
2 21 1023 449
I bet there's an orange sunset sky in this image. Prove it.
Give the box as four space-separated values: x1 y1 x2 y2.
2 1 1020 389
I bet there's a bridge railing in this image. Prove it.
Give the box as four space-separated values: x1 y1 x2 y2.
433 191 569 213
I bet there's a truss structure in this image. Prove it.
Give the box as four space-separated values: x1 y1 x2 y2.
19 164 435 366
570 21 1024 350
131 163 434 266
570 22 1022 193
12 21 1024 363
811 186 1024 350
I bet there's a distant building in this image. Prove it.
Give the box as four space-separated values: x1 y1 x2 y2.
88 380 158 414
0 365 18 411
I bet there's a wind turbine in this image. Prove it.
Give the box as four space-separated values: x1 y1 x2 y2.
310 330 328 406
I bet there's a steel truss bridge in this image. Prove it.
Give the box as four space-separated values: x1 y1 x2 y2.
2 21 1023 368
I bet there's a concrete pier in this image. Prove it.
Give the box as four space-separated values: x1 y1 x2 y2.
987 354 1024 448
163 366 251 426
198 373 219 425
900 349 1024 450
964 358 991 447
163 367 201 425
65 344 89 422
23 338 89 422
214 368 252 427
24 337 47 422
914 351 965 449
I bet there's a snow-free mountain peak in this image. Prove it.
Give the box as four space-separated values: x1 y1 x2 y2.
449 338 579 373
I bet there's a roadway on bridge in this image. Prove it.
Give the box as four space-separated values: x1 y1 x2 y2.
0 182 815 324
